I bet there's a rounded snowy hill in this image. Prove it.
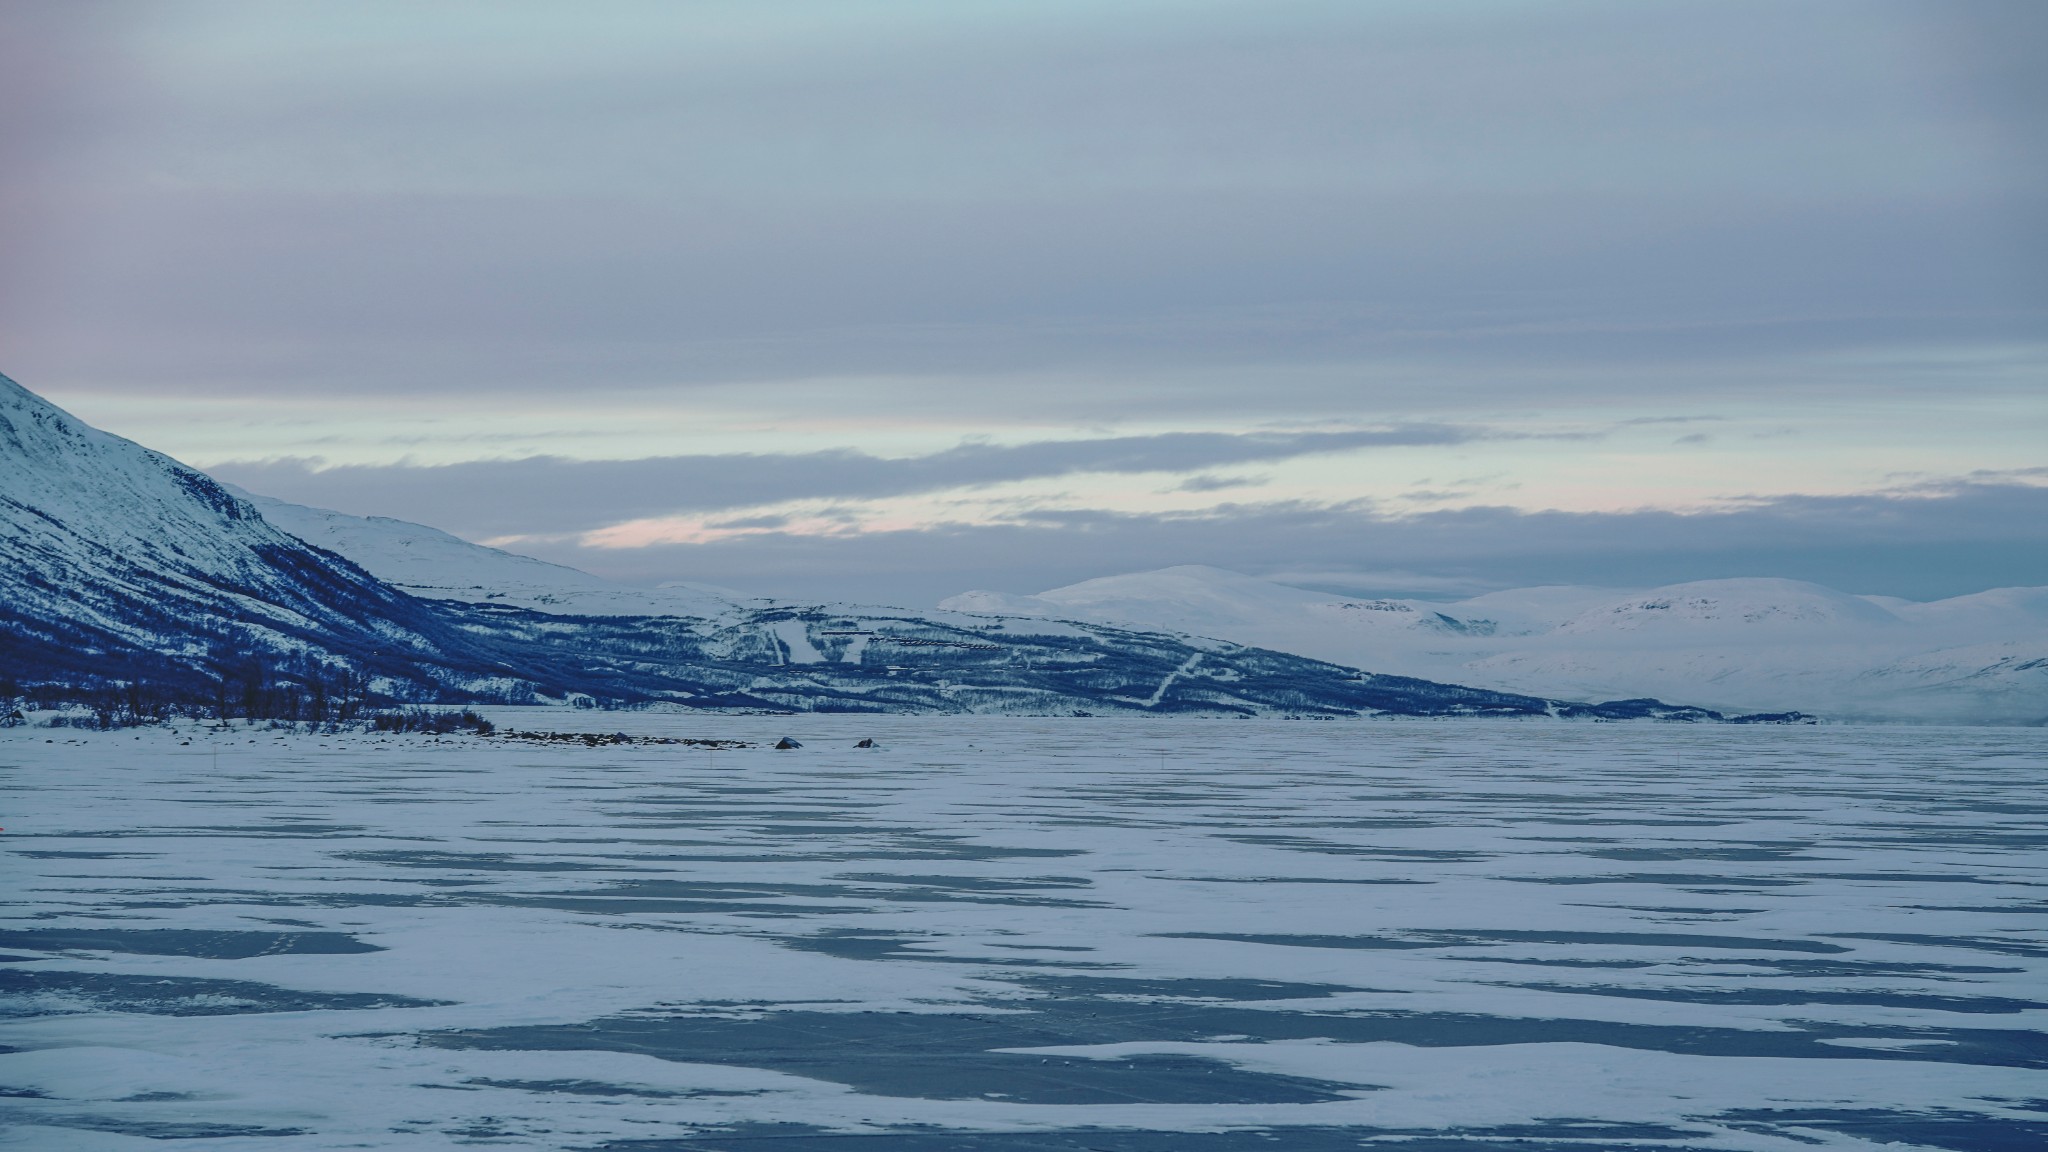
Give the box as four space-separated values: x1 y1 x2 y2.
1550 578 1902 638
945 565 1483 643
946 566 2048 724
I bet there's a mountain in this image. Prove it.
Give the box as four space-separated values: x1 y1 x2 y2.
4 374 1769 720
236 493 1761 720
235 488 751 619
1547 579 1902 636
0 372 542 699
943 567 2048 724
945 565 1523 671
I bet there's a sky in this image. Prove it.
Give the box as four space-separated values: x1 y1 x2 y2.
4 0 2043 606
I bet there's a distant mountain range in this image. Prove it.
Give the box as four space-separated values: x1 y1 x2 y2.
3 373 1764 720
944 566 2048 724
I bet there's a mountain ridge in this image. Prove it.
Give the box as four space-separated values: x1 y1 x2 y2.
4 374 1784 721
943 565 2048 723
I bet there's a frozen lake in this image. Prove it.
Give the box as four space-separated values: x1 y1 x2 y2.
3 715 2045 1150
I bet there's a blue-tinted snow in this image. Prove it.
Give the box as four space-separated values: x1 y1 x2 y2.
1 716 2043 1150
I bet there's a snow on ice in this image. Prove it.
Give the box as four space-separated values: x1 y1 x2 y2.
2 715 2043 1150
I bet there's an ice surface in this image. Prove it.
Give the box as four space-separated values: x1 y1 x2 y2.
2 718 2043 1150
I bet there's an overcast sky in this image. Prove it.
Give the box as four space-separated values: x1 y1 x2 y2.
5 0 2043 605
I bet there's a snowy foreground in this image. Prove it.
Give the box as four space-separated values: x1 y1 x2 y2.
3 717 2044 1151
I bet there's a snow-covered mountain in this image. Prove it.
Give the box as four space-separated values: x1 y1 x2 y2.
235 489 750 619
0 372 518 696
944 567 2048 724
237 492 1770 719
7 374 1765 719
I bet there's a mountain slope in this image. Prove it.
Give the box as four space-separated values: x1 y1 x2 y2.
944 567 2048 723
232 494 1764 719
0 373 474 695
236 488 749 619
0 373 1800 720
1548 579 1902 636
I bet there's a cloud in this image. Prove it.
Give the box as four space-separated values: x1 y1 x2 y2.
4 1 2040 416
1174 473 1268 493
209 424 1478 537
476 479 2048 609
11 2 2043 616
